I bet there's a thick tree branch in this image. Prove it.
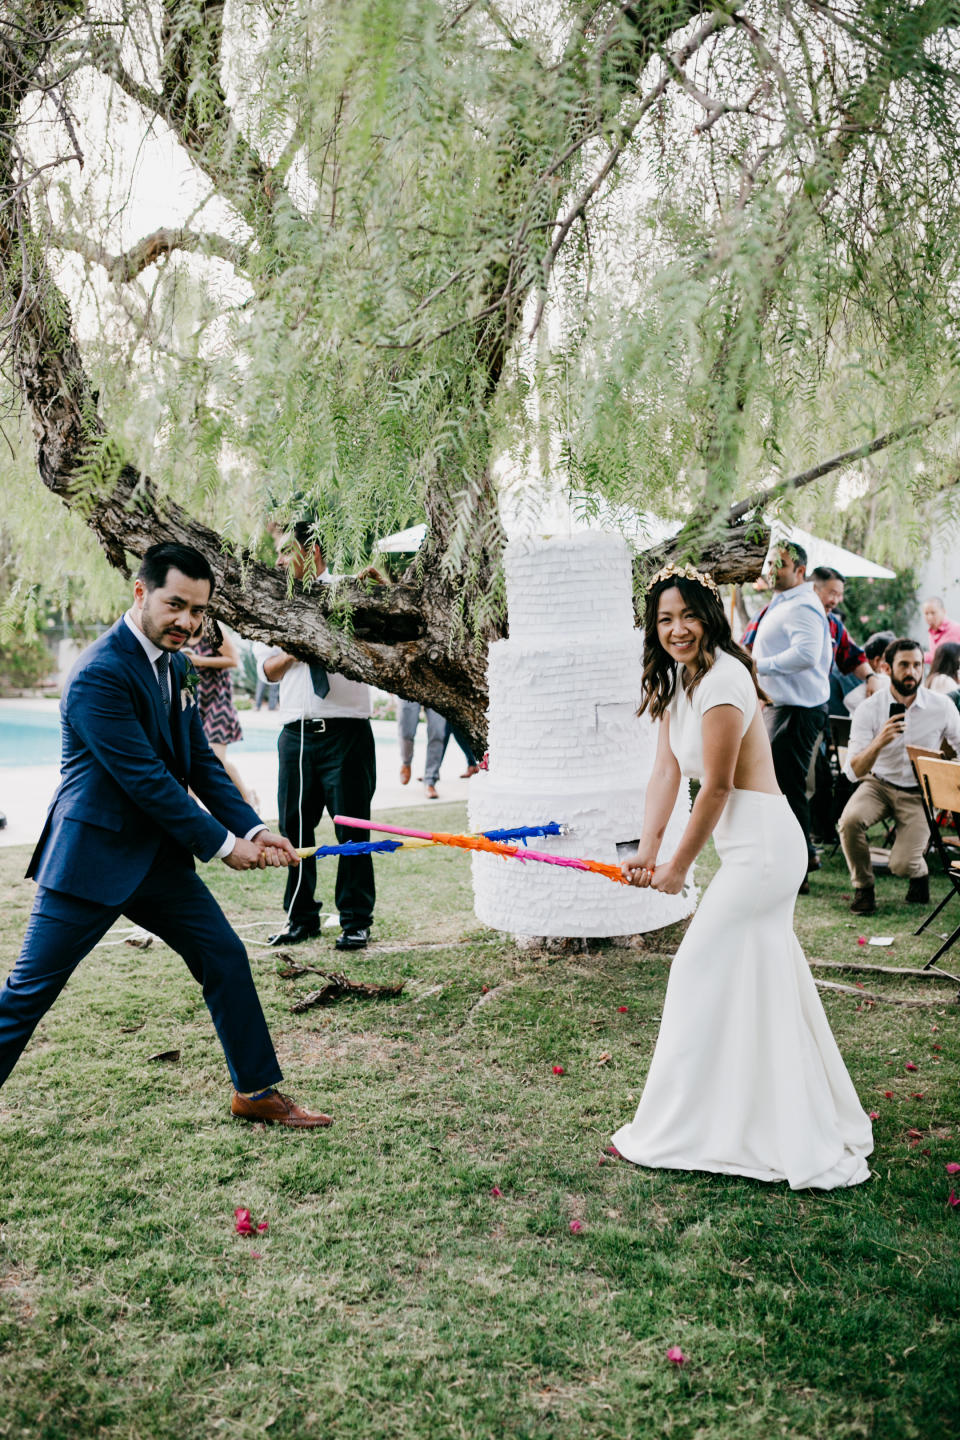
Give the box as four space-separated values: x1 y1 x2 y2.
51 225 249 283
727 403 959 521
87 9 289 249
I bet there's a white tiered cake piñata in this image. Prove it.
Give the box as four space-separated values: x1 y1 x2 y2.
468 532 697 937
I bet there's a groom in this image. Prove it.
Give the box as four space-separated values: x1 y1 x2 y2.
0 541 330 1128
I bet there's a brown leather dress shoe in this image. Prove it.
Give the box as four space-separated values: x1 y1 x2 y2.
399 763 411 785
231 1090 332 1128
424 783 439 798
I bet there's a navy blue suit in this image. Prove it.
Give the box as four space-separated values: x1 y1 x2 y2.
0 618 283 1095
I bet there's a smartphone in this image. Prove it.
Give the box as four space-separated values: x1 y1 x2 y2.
889 701 906 720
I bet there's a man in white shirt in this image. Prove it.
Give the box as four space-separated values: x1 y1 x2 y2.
838 638 960 914
746 542 832 888
257 525 377 951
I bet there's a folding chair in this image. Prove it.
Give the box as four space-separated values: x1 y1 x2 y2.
910 744 960 880
913 755 960 969
824 714 854 854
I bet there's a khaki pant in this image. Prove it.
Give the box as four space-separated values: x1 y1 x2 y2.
838 777 929 889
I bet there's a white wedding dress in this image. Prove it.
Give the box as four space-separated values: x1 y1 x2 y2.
612 651 873 1190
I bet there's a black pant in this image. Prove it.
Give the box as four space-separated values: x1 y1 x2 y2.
277 720 376 930
764 703 829 864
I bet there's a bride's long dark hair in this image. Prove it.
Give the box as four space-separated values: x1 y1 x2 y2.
639 574 766 721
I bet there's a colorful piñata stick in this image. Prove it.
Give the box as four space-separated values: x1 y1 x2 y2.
294 823 565 861
332 816 628 885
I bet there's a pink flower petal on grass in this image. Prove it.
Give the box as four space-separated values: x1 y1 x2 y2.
552 1065 565 1075
666 1346 688 1365
249 1251 262 1259
234 1208 254 1236
946 1163 960 1175
607 1144 620 1157
884 1091 894 1099
905 1062 918 1072
490 1186 503 1198
857 937 867 946
569 1219 583 1233
257 1220 269 1232
869 1112 880 1121
948 1191 960 1209
617 1006 629 1013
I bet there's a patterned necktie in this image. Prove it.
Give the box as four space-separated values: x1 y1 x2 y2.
309 660 330 699
156 650 171 711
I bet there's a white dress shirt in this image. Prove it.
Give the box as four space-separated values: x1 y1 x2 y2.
253 573 371 721
844 682 960 787
123 612 263 858
844 671 890 713
752 582 832 708
253 649 371 721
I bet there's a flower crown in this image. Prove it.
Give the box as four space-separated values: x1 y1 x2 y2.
646 562 722 602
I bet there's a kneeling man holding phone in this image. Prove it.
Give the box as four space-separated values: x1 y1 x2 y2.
838 638 960 915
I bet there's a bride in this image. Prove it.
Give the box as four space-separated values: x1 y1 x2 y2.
612 563 872 1190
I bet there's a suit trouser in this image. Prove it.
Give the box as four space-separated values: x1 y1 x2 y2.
838 777 929 888
397 702 446 786
442 721 478 770
764 702 828 865
278 719 376 929
0 847 283 1094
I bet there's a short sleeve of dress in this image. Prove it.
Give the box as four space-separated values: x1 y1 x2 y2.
695 653 757 735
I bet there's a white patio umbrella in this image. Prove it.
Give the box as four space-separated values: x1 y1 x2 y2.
374 515 897 579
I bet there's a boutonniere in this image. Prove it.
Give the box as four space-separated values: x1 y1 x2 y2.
181 660 199 710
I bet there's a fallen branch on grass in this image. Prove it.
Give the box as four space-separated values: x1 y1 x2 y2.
812 978 949 1008
809 958 960 984
288 972 405 1012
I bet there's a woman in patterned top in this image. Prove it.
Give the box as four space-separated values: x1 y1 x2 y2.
183 625 255 807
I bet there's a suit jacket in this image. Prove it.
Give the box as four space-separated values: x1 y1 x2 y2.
27 618 261 904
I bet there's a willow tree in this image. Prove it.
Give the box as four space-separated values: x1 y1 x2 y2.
2 0 960 743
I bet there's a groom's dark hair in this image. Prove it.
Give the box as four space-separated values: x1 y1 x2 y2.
138 542 216 595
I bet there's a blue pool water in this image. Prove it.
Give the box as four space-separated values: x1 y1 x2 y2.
0 707 281 767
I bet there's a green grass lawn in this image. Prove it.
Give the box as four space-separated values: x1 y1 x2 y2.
0 804 957 1439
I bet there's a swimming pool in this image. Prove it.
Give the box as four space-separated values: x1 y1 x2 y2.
0 705 282 767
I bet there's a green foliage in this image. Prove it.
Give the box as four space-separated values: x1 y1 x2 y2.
843 568 922 644
0 629 52 692
11 0 960 606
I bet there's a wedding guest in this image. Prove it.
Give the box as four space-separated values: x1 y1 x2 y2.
838 638 960 914
254 675 279 710
922 596 960 664
441 720 480 778
612 563 872 1190
398 701 445 798
810 566 872 685
843 630 896 712
809 567 872 841
743 542 832 890
256 524 378 952
183 624 255 807
926 641 960 695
